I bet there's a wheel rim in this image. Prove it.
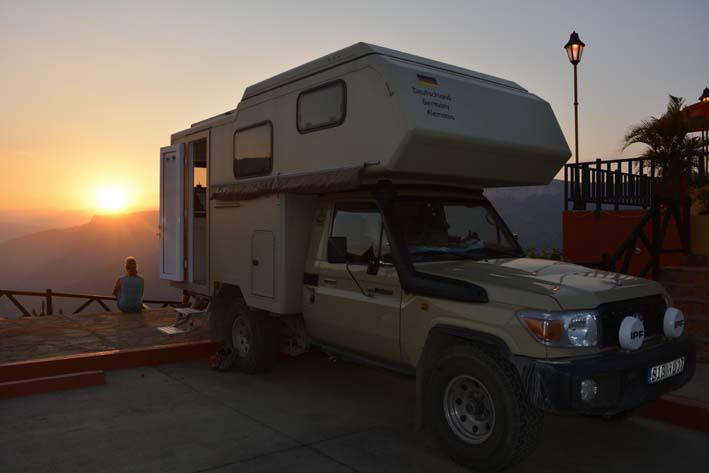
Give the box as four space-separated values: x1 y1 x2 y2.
443 375 496 444
232 317 252 357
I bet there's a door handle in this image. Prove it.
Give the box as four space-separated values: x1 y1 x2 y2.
322 278 337 285
368 287 393 296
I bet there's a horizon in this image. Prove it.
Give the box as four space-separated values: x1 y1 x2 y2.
2 0 708 216
1 179 569 228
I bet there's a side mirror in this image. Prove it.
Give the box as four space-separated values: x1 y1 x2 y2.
327 237 348 264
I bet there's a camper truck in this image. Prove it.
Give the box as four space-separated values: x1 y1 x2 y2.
159 43 695 471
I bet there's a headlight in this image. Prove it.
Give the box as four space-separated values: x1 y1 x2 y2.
516 310 599 347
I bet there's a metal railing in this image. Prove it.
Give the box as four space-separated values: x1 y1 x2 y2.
0 289 180 317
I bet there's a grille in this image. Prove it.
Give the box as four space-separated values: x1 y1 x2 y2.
597 295 666 348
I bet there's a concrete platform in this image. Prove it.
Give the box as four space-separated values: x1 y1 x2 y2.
1 353 707 473
0 308 209 363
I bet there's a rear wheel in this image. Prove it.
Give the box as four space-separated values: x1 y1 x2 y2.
430 345 543 472
230 305 278 374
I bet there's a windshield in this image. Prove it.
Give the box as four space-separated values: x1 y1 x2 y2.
390 199 523 262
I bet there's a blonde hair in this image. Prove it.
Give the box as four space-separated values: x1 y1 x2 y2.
125 256 137 269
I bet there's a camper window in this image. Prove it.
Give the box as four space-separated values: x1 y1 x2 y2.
331 203 390 264
234 122 273 178
297 80 346 133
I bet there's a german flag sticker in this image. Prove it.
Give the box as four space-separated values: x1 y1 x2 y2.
417 74 438 88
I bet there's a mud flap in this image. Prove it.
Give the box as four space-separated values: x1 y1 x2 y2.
208 286 242 349
518 361 555 411
415 369 425 431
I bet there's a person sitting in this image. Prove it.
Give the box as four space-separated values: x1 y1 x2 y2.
112 256 144 313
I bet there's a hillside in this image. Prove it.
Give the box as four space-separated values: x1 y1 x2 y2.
0 222 47 244
0 211 180 317
485 180 564 251
0 209 92 231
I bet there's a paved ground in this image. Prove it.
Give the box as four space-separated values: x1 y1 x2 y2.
1 352 707 473
2 308 707 403
0 309 208 363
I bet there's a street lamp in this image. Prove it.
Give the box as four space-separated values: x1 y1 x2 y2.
565 32 586 210
564 31 586 166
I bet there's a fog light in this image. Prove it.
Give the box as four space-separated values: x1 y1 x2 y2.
580 379 598 402
663 307 685 338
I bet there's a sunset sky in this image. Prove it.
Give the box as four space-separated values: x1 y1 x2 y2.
1 0 708 215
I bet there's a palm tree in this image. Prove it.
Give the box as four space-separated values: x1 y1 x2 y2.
623 95 706 178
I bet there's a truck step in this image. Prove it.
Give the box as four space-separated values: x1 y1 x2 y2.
661 266 709 284
663 282 709 300
157 305 210 335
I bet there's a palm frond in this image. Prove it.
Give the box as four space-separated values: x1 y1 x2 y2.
622 94 704 176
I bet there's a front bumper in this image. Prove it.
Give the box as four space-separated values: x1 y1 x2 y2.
513 337 696 415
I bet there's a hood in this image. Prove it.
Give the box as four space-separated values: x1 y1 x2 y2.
415 257 665 310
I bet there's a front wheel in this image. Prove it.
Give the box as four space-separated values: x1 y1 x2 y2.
430 345 543 472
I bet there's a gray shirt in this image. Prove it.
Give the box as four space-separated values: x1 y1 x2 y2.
117 274 143 312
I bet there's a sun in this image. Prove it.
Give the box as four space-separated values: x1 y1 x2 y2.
97 186 130 213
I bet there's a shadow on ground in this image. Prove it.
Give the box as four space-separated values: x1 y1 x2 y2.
1 352 707 473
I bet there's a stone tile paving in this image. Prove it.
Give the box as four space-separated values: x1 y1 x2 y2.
0 308 209 363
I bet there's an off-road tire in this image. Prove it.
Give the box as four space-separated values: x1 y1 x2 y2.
230 304 279 374
430 344 543 472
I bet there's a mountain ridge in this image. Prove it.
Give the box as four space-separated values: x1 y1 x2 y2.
0 210 180 317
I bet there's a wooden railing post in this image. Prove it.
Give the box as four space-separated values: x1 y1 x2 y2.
564 164 568 211
595 158 602 212
46 289 53 315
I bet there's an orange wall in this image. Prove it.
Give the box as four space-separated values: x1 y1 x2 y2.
563 210 682 278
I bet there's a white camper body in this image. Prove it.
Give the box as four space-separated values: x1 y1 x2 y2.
160 43 570 313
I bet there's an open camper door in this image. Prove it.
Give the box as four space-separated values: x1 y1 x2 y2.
160 144 185 281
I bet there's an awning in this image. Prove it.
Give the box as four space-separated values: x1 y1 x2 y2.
211 165 365 201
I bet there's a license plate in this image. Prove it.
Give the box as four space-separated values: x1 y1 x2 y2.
647 357 685 384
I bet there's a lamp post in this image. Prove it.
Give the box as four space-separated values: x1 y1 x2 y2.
565 32 586 209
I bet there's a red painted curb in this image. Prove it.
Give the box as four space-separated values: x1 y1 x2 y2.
0 340 221 383
640 394 709 434
0 370 105 400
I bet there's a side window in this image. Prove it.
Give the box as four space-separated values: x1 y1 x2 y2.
331 203 390 264
234 122 272 178
297 81 346 133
